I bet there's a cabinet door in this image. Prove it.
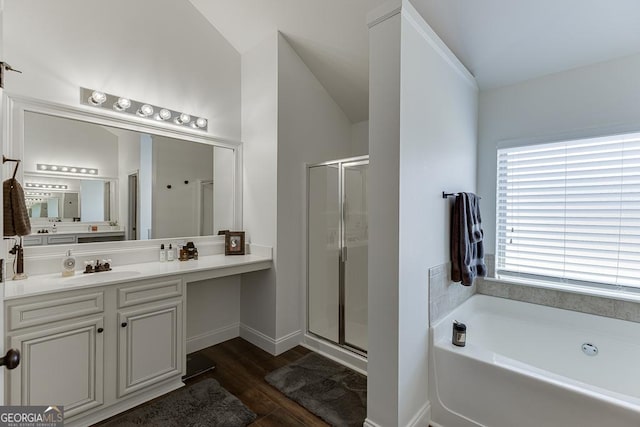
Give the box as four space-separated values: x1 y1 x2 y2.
117 299 183 397
7 317 104 418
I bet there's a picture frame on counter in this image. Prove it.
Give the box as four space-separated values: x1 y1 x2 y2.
225 231 245 255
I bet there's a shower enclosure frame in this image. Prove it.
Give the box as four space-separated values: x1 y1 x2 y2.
306 155 368 357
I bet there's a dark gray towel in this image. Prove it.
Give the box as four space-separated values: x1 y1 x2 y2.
3 178 31 236
451 192 486 286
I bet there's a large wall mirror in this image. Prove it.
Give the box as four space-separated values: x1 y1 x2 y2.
5 95 241 245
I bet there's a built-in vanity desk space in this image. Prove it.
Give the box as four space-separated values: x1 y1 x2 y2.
3 239 272 426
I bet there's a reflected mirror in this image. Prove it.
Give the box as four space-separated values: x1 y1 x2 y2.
20 110 236 244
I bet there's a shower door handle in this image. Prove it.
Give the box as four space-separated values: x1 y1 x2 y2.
341 246 348 263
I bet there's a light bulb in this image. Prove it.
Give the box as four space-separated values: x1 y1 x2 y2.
155 109 171 121
89 169 97 174
175 113 191 125
113 97 131 111
137 104 154 117
61 167 68 172
195 117 207 128
80 168 87 173
51 166 58 171
89 91 107 106
39 165 48 170
70 168 77 173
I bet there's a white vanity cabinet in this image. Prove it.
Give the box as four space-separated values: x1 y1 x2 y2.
5 278 185 425
116 279 184 398
5 291 106 418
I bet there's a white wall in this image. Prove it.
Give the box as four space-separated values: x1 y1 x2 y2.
24 113 118 177
186 276 241 353
276 33 352 342
116 130 141 238
351 120 369 155
367 2 478 426
240 35 279 341
4 0 241 140
213 146 235 234
152 136 213 239
138 135 153 240
367 8 402 426
80 179 105 222
478 52 640 253
240 33 352 353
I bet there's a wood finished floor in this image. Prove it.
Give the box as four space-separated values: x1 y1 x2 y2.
93 337 329 426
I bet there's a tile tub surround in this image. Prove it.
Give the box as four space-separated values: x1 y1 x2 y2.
428 255 495 325
477 278 640 323
429 263 476 325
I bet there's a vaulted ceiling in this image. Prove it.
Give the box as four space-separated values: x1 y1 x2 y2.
190 0 640 124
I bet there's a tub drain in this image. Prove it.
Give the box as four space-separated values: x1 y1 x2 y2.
582 343 598 356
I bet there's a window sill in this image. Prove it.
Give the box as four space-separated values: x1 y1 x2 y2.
483 275 640 304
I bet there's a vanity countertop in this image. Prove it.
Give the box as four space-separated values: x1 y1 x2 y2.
5 251 272 300
29 230 125 236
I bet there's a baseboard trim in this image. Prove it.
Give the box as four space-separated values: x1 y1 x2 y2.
408 402 431 427
239 324 302 355
186 323 240 353
301 333 367 375
275 329 302 354
364 419 383 427
363 402 431 427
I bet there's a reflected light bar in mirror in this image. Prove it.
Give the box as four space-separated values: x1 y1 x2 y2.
37 163 97 175
25 182 68 190
80 87 208 132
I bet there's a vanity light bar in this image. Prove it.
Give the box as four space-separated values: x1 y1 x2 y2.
80 87 208 132
25 192 52 197
25 183 68 190
37 163 98 175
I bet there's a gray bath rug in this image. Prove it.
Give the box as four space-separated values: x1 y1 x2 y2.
265 352 367 427
101 378 256 427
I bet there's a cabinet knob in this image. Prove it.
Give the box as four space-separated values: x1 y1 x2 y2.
97 328 104 333
0 349 20 370
121 322 128 328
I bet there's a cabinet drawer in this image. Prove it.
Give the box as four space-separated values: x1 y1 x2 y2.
23 236 44 247
8 292 104 330
117 279 183 308
47 234 77 245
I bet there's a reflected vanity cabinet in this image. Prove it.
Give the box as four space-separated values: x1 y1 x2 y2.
4 277 185 425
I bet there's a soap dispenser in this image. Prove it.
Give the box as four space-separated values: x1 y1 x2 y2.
62 249 76 277
167 244 174 261
160 244 166 262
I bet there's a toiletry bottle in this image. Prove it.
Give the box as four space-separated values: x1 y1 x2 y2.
167 244 174 261
452 320 467 347
52 224 57 233
62 249 76 277
160 244 166 262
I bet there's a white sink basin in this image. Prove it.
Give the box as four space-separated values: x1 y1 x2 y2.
61 270 141 285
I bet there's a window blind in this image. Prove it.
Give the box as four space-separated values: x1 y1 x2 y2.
496 133 640 289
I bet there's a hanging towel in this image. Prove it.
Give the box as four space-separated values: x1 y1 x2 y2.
3 178 31 237
451 192 486 286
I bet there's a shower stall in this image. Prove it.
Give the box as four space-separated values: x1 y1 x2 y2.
307 156 368 356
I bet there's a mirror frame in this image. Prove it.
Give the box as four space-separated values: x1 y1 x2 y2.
3 93 243 241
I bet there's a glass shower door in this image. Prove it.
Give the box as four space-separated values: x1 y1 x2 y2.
307 164 340 343
343 161 368 352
